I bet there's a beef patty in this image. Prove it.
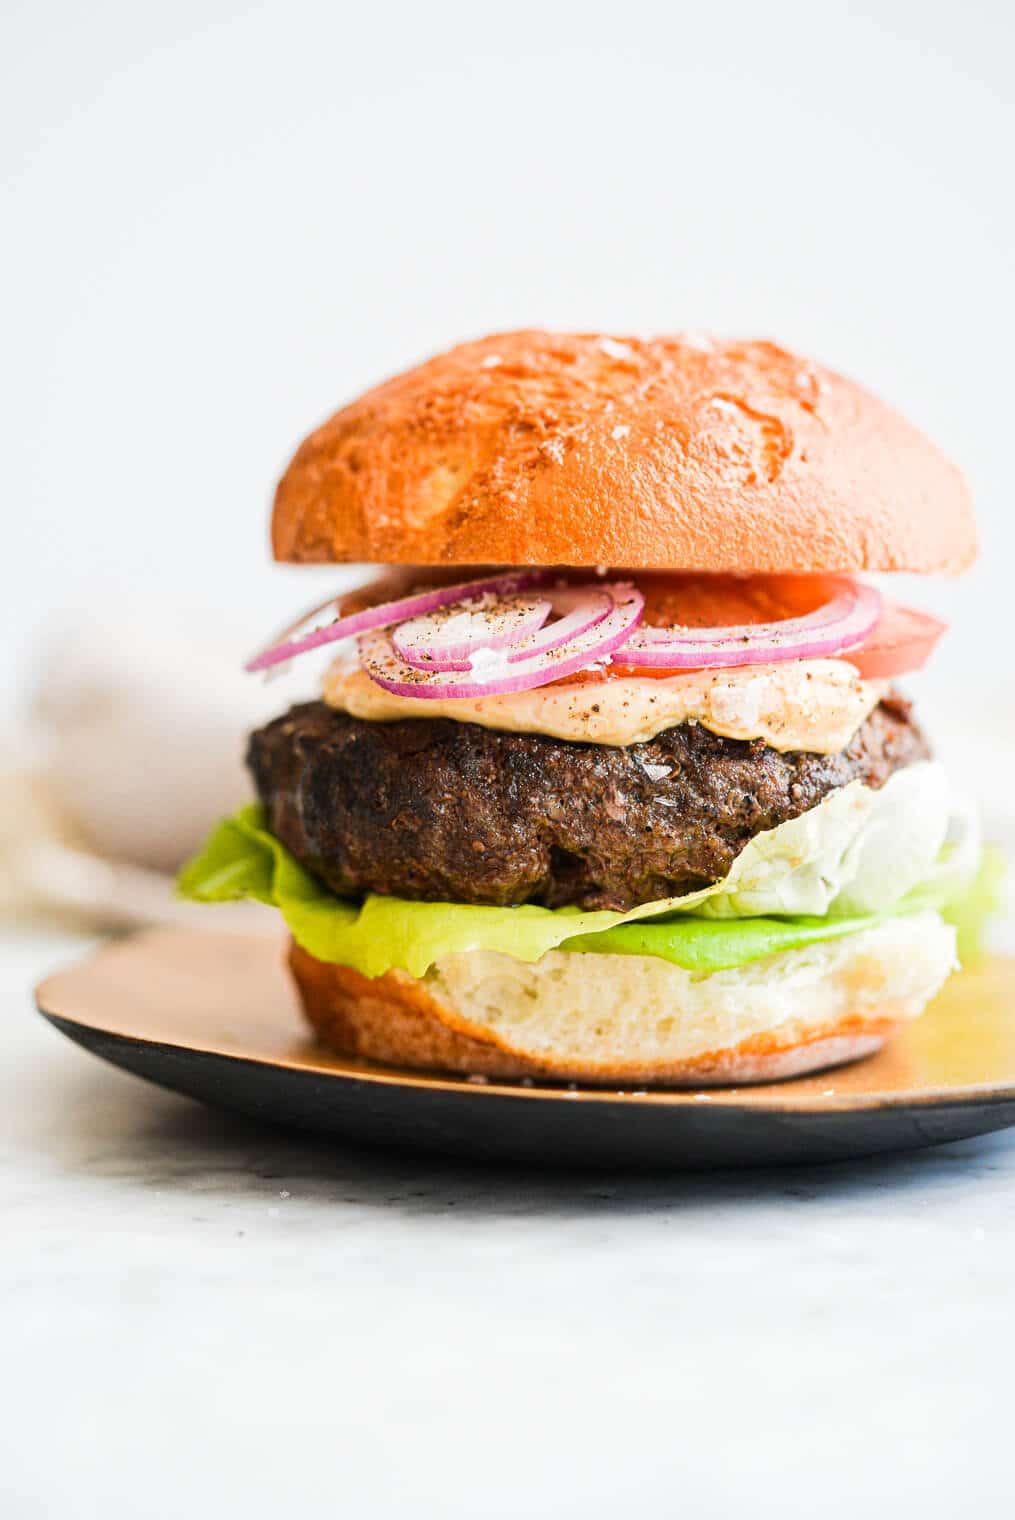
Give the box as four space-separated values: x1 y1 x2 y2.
248 697 928 912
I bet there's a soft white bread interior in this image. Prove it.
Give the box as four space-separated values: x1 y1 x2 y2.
291 910 956 1086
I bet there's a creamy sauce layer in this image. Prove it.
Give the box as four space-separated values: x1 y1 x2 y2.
322 658 885 753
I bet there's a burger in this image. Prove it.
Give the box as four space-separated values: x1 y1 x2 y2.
180 330 989 1085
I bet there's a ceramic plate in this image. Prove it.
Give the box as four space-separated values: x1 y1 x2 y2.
36 926 1015 1168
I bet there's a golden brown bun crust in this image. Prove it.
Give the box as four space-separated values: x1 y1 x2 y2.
272 331 975 574
289 942 902 1088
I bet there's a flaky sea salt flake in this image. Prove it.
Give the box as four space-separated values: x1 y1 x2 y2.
641 762 672 782
598 336 635 361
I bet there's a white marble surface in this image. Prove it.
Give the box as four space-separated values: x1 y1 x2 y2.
3 925 1015 1517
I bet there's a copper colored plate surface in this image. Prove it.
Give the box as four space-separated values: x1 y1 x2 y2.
35 927 1015 1104
35 928 1015 1167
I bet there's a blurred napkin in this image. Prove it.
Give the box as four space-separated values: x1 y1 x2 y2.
3 607 287 931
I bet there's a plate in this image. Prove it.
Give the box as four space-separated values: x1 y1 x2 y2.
36 927 1015 1168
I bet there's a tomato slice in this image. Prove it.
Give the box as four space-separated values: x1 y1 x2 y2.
551 574 946 686
635 571 841 629
841 602 947 680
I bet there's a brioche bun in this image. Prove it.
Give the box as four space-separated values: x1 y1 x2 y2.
272 331 975 574
290 911 955 1087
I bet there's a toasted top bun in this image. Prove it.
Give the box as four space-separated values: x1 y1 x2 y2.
272 330 976 574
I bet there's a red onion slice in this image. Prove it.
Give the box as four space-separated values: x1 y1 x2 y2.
395 586 616 672
360 583 645 700
245 569 555 673
505 585 614 661
617 581 882 668
393 594 553 672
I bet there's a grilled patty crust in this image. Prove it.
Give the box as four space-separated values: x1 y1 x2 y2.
248 697 928 912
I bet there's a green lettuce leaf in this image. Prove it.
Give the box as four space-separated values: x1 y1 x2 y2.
941 844 1006 967
561 910 885 974
655 762 954 919
177 793 990 980
178 806 693 978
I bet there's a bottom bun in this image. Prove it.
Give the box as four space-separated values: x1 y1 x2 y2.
290 911 956 1087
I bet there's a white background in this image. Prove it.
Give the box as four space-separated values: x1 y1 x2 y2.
4 11 1015 1517
3 0 1012 714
